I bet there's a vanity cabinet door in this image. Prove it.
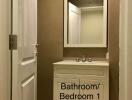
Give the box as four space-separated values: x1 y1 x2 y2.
54 74 79 100
79 75 107 100
53 64 109 100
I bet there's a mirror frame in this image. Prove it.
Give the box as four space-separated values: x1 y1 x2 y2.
64 0 108 48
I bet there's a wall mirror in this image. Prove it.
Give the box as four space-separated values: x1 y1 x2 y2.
64 0 107 47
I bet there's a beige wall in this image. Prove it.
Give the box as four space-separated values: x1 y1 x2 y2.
0 0 11 100
81 10 103 44
108 0 119 100
37 0 63 100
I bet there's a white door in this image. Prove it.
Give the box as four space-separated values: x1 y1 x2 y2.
12 0 37 100
69 2 81 44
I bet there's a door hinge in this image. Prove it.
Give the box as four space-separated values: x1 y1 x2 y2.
9 35 17 50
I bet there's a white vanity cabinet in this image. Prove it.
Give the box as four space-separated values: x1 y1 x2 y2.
53 61 109 100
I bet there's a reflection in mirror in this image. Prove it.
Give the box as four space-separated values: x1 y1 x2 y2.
64 0 107 47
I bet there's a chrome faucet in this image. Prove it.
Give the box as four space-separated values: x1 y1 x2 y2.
88 57 92 62
76 56 93 62
76 57 80 62
82 56 87 62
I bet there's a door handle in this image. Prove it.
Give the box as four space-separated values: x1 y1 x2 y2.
32 44 39 56
33 51 38 56
32 43 39 48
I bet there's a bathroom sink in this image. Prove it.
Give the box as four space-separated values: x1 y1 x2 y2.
53 60 109 100
53 60 109 66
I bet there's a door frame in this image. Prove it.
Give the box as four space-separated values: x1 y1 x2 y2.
119 0 128 100
0 0 11 100
11 0 19 99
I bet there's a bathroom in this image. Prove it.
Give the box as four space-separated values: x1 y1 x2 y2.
38 0 118 100
1 0 131 100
